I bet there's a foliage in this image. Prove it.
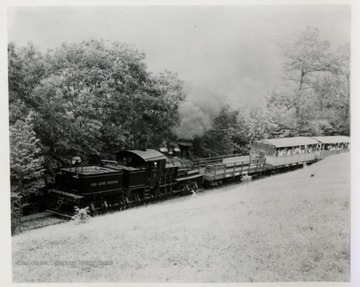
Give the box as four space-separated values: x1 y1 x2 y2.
10 112 45 195
268 26 350 137
8 43 46 124
8 40 186 182
238 106 276 142
192 106 239 157
266 91 300 137
39 41 183 157
72 206 91 224
192 103 280 158
10 112 45 233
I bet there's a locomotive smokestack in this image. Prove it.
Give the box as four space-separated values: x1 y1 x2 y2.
177 139 193 159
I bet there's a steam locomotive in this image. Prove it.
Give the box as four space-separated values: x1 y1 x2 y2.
48 136 350 215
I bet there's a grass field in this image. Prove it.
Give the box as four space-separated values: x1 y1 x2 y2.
12 153 351 282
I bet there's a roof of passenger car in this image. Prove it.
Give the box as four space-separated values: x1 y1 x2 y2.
118 149 167 162
311 136 350 144
255 137 319 148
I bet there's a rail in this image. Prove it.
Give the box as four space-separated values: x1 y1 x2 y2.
266 153 315 166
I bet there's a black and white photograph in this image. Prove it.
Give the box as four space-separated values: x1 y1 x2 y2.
1 0 358 285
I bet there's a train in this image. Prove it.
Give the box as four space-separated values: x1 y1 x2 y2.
47 135 350 216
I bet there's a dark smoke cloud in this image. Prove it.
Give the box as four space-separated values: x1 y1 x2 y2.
174 87 224 139
174 102 213 140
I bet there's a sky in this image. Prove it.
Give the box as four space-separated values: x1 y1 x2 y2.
7 5 351 138
8 6 350 98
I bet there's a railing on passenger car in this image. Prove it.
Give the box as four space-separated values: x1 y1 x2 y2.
267 147 350 167
317 148 350 160
266 153 316 167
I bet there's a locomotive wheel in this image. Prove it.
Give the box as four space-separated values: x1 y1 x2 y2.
56 200 64 212
124 197 131 209
119 200 126 211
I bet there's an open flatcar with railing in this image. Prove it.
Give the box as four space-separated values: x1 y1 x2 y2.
202 155 267 186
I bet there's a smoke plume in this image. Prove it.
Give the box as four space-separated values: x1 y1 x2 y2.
174 35 283 140
174 87 225 140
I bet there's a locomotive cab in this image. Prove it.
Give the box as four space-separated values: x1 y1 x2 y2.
116 149 177 200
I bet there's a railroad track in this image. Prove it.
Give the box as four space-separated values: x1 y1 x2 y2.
18 189 200 233
19 211 70 232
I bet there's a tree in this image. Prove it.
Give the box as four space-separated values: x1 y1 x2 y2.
125 71 186 149
8 40 186 186
192 106 239 157
10 112 45 233
12 40 186 174
269 26 350 137
284 27 334 116
231 105 277 153
8 43 45 124
266 91 299 137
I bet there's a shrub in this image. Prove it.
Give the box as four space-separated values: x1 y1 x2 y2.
71 206 91 224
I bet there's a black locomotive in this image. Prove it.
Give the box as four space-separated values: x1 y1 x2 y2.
48 136 350 215
49 148 202 214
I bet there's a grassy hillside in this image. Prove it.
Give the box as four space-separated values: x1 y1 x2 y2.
12 153 351 282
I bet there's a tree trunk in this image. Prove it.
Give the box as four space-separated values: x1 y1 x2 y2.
295 67 305 116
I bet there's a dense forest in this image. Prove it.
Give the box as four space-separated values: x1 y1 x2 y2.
9 27 350 222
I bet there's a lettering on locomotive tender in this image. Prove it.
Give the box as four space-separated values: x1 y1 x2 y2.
91 180 118 187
